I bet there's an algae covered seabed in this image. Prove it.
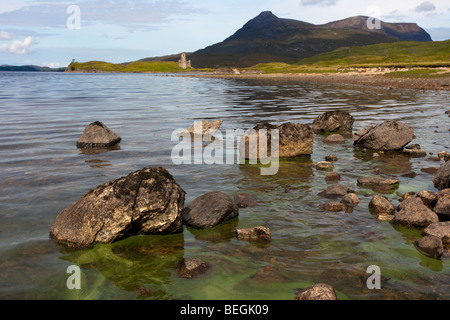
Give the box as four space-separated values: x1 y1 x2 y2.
0 72 448 300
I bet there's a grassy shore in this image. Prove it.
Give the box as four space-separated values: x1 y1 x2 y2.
67 61 190 73
67 40 450 89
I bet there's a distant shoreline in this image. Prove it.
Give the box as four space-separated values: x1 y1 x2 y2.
178 71 450 91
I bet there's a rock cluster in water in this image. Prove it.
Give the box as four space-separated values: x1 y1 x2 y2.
50 112 449 298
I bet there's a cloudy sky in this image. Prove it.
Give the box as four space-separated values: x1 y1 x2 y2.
0 0 449 68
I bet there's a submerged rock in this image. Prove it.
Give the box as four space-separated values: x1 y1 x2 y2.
314 161 334 170
322 202 347 212
235 226 271 242
234 193 258 208
49 167 185 248
178 119 223 139
353 120 414 151
296 283 338 300
239 122 314 159
323 134 345 143
433 161 450 190
325 155 338 162
325 172 341 181
403 148 427 157
176 257 211 278
76 121 122 148
251 266 283 283
312 111 354 134
182 191 239 229
357 176 399 189
318 184 350 198
341 193 361 207
414 236 444 259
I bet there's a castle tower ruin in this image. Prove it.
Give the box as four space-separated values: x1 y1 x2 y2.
178 53 191 69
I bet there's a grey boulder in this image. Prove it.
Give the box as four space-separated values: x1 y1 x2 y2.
50 167 185 248
182 191 239 229
353 120 414 151
312 111 354 133
433 161 450 190
76 121 122 148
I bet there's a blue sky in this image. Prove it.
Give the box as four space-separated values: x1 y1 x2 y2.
0 0 449 67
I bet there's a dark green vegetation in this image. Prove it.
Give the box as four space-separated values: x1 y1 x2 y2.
250 40 450 75
299 40 450 68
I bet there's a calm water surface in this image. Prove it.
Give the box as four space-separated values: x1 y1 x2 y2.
0 72 449 299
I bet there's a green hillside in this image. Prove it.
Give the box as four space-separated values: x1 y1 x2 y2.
67 60 188 73
298 40 450 68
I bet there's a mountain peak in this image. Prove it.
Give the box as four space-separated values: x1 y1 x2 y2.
254 11 278 19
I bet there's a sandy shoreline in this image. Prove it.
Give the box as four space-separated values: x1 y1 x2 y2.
180 72 450 91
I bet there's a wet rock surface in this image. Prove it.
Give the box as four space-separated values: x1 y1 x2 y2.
325 172 341 181
422 222 450 245
312 111 354 134
322 202 347 212
76 121 122 148
353 120 414 151
182 191 239 229
414 236 444 259
369 195 395 215
357 176 399 192
176 257 211 278
392 198 439 229
296 283 338 300
239 122 314 159
178 120 223 139
323 134 345 143
341 193 361 207
318 184 350 198
49 167 185 248
433 161 450 190
433 194 450 221
233 193 258 208
235 226 271 242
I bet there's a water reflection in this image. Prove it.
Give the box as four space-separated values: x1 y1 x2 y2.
78 145 121 155
60 234 185 299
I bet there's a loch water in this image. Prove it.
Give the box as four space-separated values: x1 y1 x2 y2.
0 72 449 300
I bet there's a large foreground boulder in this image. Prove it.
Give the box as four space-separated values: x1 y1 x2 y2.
76 121 122 148
433 161 450 190
50 167 185 248
182 191 239 229
312 111 354 133
353 120 414 151
239 122 313 160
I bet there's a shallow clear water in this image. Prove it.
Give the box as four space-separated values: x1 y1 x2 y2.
0 72 449 300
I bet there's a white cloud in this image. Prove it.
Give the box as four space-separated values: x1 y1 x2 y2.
415 1 436 12
0 36 34 54
0 30 14 39
300 0 338 6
